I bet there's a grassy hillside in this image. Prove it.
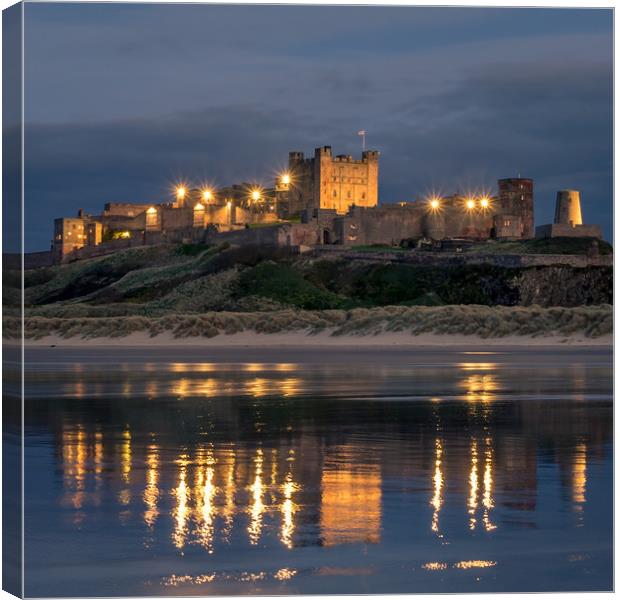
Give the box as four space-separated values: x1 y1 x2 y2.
2 242 612 323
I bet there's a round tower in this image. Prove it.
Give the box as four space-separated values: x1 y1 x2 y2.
554 190 582 226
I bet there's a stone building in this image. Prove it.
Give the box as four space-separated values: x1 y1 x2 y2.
278 146 379 217
536 190 602 240
52 195 277 263
52 217 87 264
497 178 534 239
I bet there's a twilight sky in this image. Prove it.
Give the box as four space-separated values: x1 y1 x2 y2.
24 3 612 249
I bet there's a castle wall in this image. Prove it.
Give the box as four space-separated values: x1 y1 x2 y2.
103 203 152 217
336 205 424 246
493 215 524 240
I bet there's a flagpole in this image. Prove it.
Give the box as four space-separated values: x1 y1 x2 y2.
358 130 366 152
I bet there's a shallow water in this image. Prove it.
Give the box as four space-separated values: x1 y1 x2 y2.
22 348 612 596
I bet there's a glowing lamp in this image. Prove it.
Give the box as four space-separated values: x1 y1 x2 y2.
251 189 261 202
429 198 440 210
281 173 291 185
147 206 157 214
176 186 186 200
466 199 475 210
480 197 490 209
202 189 213 202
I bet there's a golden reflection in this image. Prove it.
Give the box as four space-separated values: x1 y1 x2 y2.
468 439 479 530
94 429 103 493
120 429 132 483
247 378 269 398
195 447 218 553
462 373 498 403
430 438 443 536
143 443 160 528
573 442 587 513
458 362 497 371
280 471 299 549
274 568 297 580
173 378 189 398
422 562 448 571
118 428 132 506
247 448 265 545
280 377 302 397
221 448 237 541
482 437 496 531
172 453 190 549
320 458 382 546
454 560 497 569
62 425 87 516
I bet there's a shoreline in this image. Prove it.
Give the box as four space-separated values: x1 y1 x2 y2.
16 329 613 348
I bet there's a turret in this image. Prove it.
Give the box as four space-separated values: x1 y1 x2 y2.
554 190 582 226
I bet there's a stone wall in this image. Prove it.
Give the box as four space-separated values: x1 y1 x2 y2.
535 223 603 240
312 246 613 268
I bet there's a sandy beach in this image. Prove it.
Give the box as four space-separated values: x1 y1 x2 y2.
19 329 613 348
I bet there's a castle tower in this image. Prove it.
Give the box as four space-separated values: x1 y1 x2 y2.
554 190 582 226
497 178 534 238
283 145 380 217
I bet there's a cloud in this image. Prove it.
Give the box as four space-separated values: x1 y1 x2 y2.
22 5 613 248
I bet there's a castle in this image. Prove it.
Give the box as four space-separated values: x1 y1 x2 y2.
278 146 379 217
50 145 602 264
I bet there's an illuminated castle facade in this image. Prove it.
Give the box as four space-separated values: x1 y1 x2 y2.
49 142 601 264
277 146 380 217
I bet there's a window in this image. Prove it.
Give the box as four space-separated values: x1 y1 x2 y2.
361 193 366 200
347 191 351 198
333 190 337 197
72 224 77 230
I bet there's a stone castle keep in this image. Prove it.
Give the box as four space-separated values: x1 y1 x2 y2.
51 145 602 264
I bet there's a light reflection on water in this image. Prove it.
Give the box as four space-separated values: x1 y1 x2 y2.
24 356 612 596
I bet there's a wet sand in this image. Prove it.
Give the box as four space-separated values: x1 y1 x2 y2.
19 337 612 367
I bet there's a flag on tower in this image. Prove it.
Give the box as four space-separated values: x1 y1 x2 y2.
358 130 366 151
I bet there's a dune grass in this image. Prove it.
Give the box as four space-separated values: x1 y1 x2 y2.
6 304 611 341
